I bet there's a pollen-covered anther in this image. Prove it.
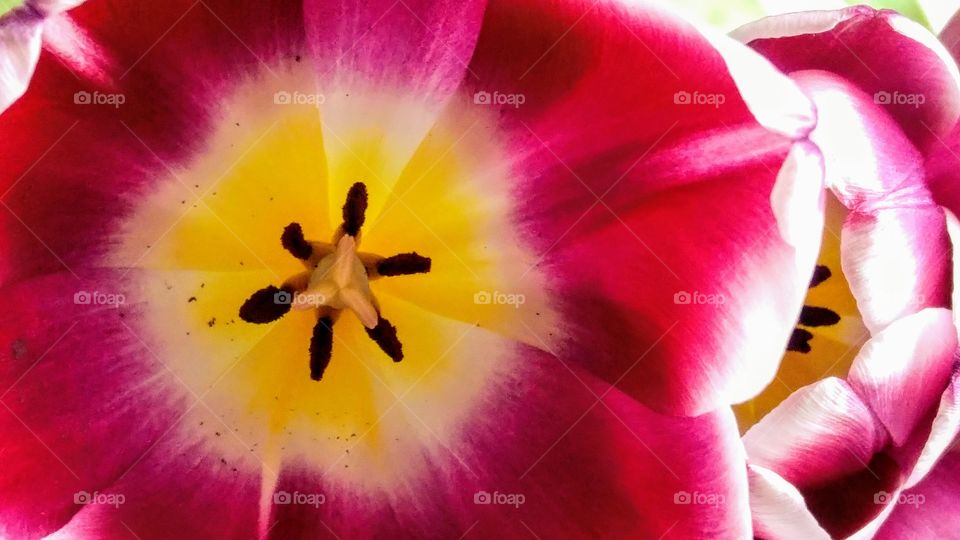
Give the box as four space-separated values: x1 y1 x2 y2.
281 222 313 260
786 264 841 354
375 252 432 277
239 284 296 324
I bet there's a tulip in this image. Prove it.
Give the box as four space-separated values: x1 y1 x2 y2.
733 7 960 538
0 0 822 537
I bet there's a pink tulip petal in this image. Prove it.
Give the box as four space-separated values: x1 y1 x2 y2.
787 69 952 333
841 208 952 334
847 309 957 447
903 211 960 486
545 142 823 416
0 6 44 113
0 271 188 538
747 464 831 540
303 0 486 207
874 447 960 539
458 0 820 415
940 10 960 61
743 377 888 490
743 377 901 537
45 405 263 539
926 120 960 220
264 351 749 539
735 6 960 149
903 366 960 488
0 0 309 285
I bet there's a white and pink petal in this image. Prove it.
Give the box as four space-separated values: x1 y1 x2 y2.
458 0 821 416
735 6 960 150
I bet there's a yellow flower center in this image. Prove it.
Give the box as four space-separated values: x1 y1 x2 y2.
734 195 869 432
108 64 558 486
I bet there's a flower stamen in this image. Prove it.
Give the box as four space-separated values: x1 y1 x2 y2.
375 253 432 277
238 284 295 323
309 316 335 381
786 265 841 354
281 222 313 260
239 182 429 379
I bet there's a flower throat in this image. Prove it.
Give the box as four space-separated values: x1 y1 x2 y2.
238 182 432 380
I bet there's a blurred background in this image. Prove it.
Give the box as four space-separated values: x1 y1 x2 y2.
3 0 958 32
673 0 959 32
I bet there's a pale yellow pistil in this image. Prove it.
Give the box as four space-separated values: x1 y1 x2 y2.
292 235 379 329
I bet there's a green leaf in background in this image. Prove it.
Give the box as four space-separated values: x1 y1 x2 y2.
670 0 769 30
0 0 23 17
676 0 955 32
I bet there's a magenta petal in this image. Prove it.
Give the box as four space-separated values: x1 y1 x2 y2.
748 464 830 540
743 377 888 490
743 378 901 537
940 9 960 61
926 122 960 220
0 0 309 285
304 0 483 103
790 70 928 212
905 365 960 488
788 69 952 331
874 448 960 539
47 406 262 539
264 349 750 539
460 0 820 416
0 271 186 537
736 6 960 150
847 309 958 447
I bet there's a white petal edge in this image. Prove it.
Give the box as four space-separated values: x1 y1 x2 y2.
743 377 886 485
847 308 958 446
0 13 43 113
769 140 825 253
701 27 816 139
730 6 868 44
886 13 960 137
748 464 831 540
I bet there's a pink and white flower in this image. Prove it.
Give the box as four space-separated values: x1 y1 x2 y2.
0 0 822 537
733 7 960 538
